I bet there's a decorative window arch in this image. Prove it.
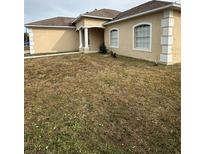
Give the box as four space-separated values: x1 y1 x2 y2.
133 23 152 52
109 28 119 48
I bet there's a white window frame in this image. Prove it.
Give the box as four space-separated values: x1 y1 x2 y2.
133 22 152 52
109 28 119 48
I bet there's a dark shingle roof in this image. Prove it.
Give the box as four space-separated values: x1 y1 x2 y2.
25 1 180 27
83 9 121 19
25 17 76 26
113 0 173 21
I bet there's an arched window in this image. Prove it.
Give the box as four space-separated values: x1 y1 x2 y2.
110 28 119 48
133 23 151 51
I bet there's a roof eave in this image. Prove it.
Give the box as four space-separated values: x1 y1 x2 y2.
82 15 113 20
104 3 181 26
72 15 113 24
24 25 76 28
72 15 82 24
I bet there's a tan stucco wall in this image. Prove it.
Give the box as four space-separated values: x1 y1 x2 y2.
172 10 181 63
84 18 107 27
76 19 85 30
104 12 163 62
32 28 79 53
89 28 104 51
76 17 108 29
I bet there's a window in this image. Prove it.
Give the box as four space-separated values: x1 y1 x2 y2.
110 29 119 48
134 23 151 51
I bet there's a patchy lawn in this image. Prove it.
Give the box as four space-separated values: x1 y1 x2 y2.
25 53 181 154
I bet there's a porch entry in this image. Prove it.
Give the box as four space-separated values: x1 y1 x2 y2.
79 27 104 53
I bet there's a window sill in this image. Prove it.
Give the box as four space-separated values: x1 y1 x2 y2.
110 46 119 49
133 48 151 52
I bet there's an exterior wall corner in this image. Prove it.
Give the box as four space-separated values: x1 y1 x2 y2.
160 9 174 65
28 28 35 54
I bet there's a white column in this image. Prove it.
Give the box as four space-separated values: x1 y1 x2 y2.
84 28 89 49
28 28 35 54
79 29 82 48
160 9 174 64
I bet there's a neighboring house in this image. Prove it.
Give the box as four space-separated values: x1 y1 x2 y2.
25 0 181 65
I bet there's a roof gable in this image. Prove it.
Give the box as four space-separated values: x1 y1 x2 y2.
72 9 121 24
104 0 180 25
113 0 173 21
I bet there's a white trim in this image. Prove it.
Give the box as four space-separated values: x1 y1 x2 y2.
109 28 119 48
160 9 175 64
27 28 32 33
84 28 89 49
29 46 34 50
29 37 34 41
163 9 173 18
79 29 83 48
30 50 35 54
161 36 173 45
72 14 113 23
162 27 173 36
82 15 113 20
162 45 172 54
29 41 35 46
27 28 35 54
77 25 105 30
29 33 34 37
25 25 76 29
104 3 180 25
161 18 174 27
160 54 173 63
132 22 152 52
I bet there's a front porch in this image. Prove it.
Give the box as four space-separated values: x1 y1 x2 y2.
78 27 104 53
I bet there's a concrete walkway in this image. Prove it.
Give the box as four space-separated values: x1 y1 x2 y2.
24 51 83 59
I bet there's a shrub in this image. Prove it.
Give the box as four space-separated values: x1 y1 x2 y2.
113 53 117 58
110 51 117 58
99 43 107 54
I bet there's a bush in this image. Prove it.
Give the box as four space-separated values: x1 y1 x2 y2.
99 43 107 54
110 51 117 58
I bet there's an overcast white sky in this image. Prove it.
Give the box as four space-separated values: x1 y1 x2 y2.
24 0 181 24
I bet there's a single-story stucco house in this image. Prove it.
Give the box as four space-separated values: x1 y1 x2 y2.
25 0 181 65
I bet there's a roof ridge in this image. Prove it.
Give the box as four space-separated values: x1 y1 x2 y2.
124 0 173 12
101 8 121 11
55 16 76 18
84 8 120 14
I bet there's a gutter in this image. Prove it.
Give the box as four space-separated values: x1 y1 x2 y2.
24 25 76 29
104 3 181 26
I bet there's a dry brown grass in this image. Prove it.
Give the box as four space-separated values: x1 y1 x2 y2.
25 53 181 154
